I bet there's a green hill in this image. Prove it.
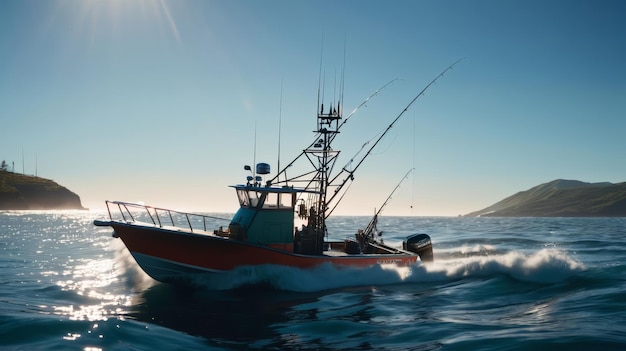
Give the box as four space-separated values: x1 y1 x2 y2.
0 171 86 210
465 179 626 217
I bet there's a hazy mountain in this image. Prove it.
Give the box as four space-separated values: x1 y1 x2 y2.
465 179 626 217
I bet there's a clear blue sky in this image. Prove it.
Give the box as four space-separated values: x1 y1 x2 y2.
1 0 624 216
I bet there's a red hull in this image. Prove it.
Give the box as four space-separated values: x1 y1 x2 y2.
108 222 418 282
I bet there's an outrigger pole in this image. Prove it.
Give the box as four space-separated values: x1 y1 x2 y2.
325 58 465 215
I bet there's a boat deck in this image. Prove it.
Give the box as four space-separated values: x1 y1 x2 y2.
323 250 354 257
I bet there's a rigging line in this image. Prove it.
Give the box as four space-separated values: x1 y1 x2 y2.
369 131 398 156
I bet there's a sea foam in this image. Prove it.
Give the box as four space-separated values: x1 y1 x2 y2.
419 248 586 284
187 248 585 292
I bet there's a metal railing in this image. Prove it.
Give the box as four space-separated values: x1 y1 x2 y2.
104 200 231 233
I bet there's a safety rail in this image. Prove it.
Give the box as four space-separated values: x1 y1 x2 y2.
104 200 231 233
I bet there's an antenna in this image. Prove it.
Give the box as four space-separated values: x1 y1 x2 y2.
333 68 337 112
341 35 347 116
316 34 324 117
277 78 283 184
253 120 257 179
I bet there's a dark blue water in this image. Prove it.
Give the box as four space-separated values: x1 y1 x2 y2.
1 211 625 350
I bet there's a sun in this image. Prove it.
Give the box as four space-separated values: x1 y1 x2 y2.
61 0 181 44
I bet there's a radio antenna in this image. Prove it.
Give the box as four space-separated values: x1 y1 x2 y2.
277 78 284 183
316 35 324 118
253 120 257 179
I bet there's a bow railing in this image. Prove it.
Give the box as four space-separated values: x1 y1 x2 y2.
103 200 231 234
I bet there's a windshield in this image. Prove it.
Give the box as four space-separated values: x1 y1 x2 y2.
236 189 295 210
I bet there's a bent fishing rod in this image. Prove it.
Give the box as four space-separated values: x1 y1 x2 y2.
362 168 414 238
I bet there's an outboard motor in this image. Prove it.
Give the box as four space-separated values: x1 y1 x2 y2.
403 233 434 263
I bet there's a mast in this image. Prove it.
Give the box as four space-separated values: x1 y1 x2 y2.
309 96 342 233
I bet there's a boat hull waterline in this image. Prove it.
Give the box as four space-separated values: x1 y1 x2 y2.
96 220 426 283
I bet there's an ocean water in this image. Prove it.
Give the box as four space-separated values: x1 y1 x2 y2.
1 211 625 350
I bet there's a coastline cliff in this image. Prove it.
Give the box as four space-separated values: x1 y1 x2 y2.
0 171 86 210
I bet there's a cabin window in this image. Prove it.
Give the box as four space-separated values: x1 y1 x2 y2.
263 192 279 209
249 191 261 207
237 188 295 210
236 189 262 208
263 193 295 210
236 189 249 207
279 192 294 209
259 191 294 210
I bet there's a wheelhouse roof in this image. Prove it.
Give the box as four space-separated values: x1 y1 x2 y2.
229 184 319 194
230 184 321 194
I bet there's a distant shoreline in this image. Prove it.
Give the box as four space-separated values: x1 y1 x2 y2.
465 179 626 217
0 171 86 210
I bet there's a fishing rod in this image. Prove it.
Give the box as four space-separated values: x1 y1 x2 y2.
362 168 414 239
325 58 464 215
334 78 398 136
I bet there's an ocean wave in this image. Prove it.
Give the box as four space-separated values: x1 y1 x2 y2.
184 248 585 292
418 248 586 284
109 240 156 292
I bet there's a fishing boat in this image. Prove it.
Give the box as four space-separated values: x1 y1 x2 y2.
94 61 461 285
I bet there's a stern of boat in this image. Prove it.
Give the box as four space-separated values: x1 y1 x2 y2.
403 233 434 263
